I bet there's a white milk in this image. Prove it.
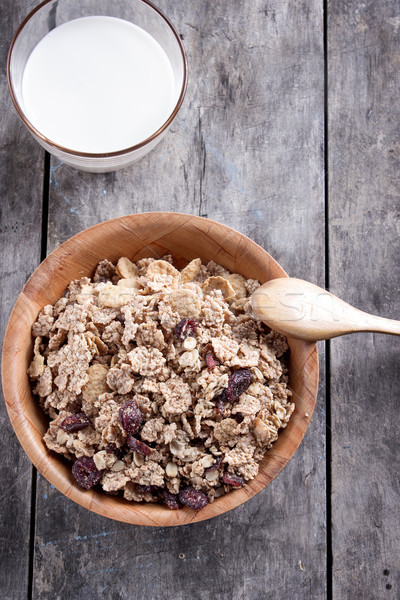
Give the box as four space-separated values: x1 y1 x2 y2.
21 16 176 153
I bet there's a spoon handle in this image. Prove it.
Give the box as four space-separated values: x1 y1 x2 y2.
251 278 400 342
355 312 400 336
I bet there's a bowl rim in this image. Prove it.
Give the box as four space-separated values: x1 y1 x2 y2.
7 0 188 159
1 212 319 526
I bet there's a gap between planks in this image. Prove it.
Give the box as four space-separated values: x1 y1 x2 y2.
323 1 333 599
28 151 50 600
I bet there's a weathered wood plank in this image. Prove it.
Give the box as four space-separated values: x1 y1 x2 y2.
32 1 326 599
0 2 45 598
328 0 400 597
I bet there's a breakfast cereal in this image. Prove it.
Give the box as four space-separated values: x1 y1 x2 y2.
28 256 294 510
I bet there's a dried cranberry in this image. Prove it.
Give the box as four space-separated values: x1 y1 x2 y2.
222 472 244 488
161 490 182 510
204 456 223 473
72 457 102 490
119 399 142 436
178 487 209 510
214 395 226 416
233 413 244 423
137 485 160 494
175 318 198 340
60 413 91 432
205 352 221 370
127 436 153 456
104 443 124 460
224 368 251 402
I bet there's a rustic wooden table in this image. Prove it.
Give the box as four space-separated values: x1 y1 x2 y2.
1 1 399 598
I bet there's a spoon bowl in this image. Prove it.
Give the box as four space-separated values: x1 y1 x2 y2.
251 278 400 342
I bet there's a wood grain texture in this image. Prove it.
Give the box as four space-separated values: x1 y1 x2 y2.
0 0 328 597
0 2 44 599
328 0 400 597
30 1 327 599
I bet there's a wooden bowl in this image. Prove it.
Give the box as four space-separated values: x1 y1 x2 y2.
1 213 318 526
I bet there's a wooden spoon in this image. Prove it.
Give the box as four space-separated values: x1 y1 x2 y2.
251 277 400 342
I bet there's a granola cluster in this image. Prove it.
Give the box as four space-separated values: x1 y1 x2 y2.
28 256 294 510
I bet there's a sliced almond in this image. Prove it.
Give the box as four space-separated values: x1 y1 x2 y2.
94 336 108 356
180 258 202 283
133 451 145 467
146 260 180 279
116 257 139 279
183 337 197 350
205 470 219 482
93 451 107 471
56 429 69 445
201 276 235 300
165 461 178 477
111 460 126 472
110 355 120 367
225 273 247 299
202 455 215 468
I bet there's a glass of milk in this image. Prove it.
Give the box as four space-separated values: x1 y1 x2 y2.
7 0 187 172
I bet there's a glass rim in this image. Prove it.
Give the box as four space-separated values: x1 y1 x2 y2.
7 0 188 159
